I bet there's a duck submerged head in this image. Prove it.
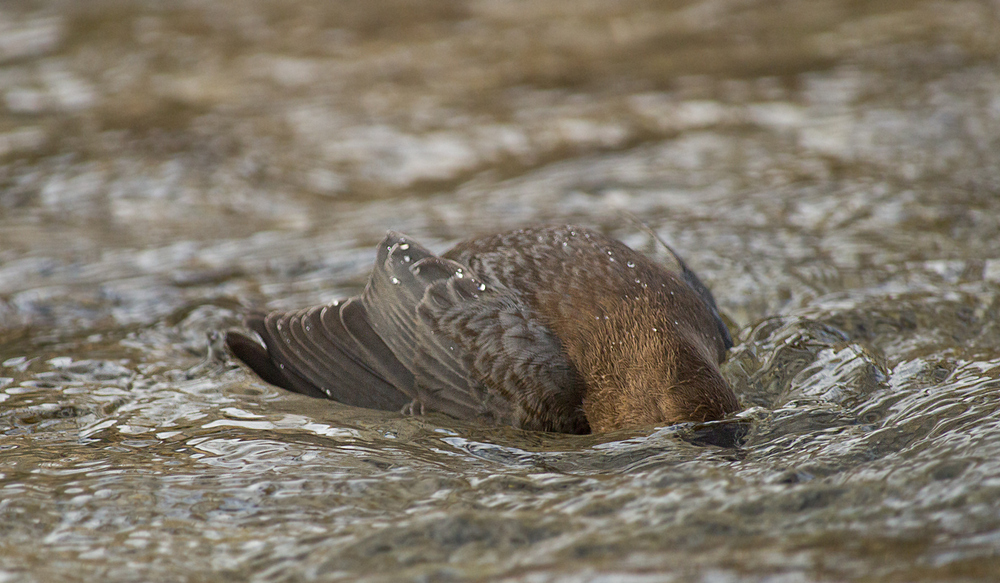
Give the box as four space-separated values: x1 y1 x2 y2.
562 293 740 433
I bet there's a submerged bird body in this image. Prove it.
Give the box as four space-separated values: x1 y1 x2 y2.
226 225 739 433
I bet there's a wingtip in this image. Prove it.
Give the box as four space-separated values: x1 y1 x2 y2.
382 230 410 247
226 330 290 390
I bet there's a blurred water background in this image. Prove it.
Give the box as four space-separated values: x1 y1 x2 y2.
2 1 1000 581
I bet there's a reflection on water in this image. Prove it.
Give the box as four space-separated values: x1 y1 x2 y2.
2 0 1000 581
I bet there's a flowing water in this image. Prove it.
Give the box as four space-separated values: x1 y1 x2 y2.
2 1 1000 581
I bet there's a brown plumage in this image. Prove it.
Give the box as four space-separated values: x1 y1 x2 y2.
225 225 739 434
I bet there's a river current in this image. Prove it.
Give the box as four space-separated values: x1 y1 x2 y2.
2 1 1000 581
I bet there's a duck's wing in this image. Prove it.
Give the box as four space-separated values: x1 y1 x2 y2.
224 231 494 417
362 232 587 432
228 231 587 432
225 297 413 411
358 232 493 419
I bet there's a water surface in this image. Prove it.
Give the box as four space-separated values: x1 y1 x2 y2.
2 1 1000 581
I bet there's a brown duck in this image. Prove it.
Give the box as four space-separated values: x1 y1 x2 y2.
226 225 739 434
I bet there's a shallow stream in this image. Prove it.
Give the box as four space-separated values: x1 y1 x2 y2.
2 1 1000 581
